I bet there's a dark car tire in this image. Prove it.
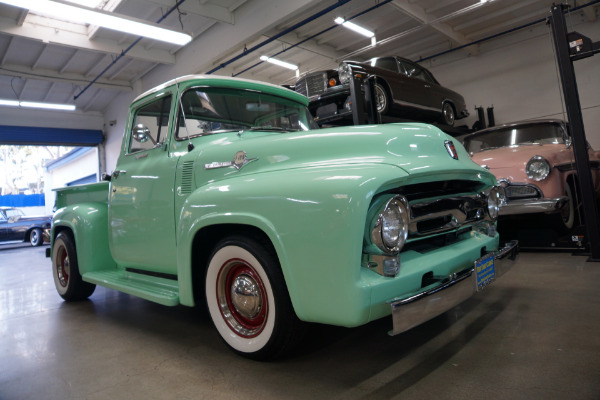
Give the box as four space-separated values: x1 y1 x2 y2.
52 231 96 301
205 235 305 361
374 83 390 115
441 102 456 126
30 228 43 247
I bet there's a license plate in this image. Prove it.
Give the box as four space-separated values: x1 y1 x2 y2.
475 253 495 291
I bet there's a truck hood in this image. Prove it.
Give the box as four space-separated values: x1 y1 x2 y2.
191 122 491 183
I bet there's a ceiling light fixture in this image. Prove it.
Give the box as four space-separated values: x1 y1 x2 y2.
0 0 192 46
334 17 374 38
260 56 298 71
0 99 76 111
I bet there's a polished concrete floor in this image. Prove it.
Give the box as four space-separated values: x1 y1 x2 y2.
1 242 599 400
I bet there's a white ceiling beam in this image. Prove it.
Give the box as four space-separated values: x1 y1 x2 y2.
145 0 234 24
82 88 102 112
0 16 176 65
0 35 14 65
453 0 539 31
108 58 133 80
389 0 469 46
0 63 132 92
16 9 27 26
32 44 49 70
42 81 56 101
59 50 79 74
85 54 112 78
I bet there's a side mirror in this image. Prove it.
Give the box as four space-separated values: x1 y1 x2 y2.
132 124 156 145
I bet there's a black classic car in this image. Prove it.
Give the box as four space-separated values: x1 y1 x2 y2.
0 207 51 246
295 56 469 126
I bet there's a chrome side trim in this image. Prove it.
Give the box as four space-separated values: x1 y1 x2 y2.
387 240 519 336
499 196 567 215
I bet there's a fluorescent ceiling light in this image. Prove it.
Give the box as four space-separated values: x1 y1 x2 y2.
260 56 298 71
0 99 76 111
0 0 192 46
334 17 374 38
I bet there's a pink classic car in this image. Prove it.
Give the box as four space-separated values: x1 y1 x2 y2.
462 120 600 231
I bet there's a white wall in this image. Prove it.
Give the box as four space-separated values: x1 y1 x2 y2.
425 16 600 148
44 147 99 214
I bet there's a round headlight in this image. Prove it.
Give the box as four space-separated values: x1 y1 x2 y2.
372 196 409 254
337 62 352 84
526 156 550 181
487 186 501 220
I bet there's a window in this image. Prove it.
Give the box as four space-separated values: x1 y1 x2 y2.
129 95 172 153
373 58 398 73
176 87 318 139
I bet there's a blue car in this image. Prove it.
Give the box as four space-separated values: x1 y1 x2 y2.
0 207 51 246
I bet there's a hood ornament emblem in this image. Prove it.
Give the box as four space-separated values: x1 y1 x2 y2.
205 151 258 171
444 140 459 160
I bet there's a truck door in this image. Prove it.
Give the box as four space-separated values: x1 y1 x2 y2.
108 93 179 275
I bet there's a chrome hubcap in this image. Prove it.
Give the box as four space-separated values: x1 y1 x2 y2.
443 104 454 125
57 246 70 287
375 86 386 112
230 274 262 319
217 259 267 338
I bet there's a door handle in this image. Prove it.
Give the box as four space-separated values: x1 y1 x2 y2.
112 170 126 179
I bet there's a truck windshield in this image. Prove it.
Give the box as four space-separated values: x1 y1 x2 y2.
464 123 565 153
177 87 319 138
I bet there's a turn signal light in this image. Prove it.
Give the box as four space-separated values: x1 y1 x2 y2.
328 78 337 87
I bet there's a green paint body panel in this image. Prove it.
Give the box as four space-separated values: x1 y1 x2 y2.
50 75 500 328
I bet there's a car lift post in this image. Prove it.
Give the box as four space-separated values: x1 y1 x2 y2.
549 3 600 261
349 71 379 125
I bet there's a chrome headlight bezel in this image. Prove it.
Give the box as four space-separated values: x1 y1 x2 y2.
337 62 352 84
486 186 502 221
371 196 409 255
526 155 551 181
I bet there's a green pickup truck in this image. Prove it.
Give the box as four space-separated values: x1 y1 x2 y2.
48 75 518 360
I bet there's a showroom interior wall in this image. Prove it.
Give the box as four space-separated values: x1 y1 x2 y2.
426 14 600 148
99 5 600 173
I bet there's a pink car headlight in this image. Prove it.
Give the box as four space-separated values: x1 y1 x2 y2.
526 155 551 181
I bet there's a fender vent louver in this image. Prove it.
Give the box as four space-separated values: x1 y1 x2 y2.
180 161 194 194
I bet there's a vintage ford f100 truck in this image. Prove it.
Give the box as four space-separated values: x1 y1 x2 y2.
49 75 518 360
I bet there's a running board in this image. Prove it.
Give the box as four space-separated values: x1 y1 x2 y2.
83 270 180 306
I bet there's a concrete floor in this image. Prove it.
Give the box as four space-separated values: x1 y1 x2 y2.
1 243 599 400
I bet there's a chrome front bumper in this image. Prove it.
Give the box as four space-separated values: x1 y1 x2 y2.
387 240 519 336
499 196 567 215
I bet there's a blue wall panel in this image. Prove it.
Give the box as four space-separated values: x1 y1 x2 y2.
0 194 45 207
0 125 103 146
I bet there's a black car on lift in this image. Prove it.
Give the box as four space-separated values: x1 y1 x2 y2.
0 207 51 246
295 56 469 127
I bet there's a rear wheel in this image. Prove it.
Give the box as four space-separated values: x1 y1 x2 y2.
52 232 96 301
374 83 390 115
442 102 455 126
30 228 43 246
205 235 304 360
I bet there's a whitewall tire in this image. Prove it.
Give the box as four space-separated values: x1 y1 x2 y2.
205 236 304 360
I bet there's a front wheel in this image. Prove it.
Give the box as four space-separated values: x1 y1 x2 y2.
30 228 43 246
551 183 575 232
52 231 96 301
205 236 304 360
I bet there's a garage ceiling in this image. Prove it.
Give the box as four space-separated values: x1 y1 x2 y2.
0 0 597 114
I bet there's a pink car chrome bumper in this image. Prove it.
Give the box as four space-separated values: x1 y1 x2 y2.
499 196 568 215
